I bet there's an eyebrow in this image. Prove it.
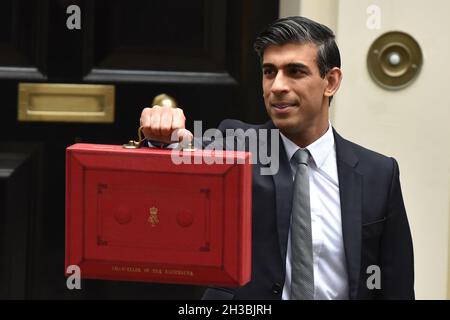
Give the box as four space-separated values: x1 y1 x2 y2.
262 62 311 73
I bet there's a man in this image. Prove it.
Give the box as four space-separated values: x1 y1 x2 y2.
139 16 414 300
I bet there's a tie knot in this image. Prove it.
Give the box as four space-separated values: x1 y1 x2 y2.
292 149 309 165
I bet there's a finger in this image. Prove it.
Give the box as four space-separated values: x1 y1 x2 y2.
160 107 173 138
149 105 162 138
171 108 186 129
140 107 152 127
140 107 153 138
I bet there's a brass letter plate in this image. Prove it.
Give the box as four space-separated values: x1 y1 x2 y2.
18 83 115 123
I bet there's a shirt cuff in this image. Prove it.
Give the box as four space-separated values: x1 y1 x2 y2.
147 140 179 149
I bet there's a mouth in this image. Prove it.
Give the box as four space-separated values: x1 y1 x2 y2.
270 102 298 111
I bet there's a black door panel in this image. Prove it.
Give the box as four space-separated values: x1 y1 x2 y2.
0 0 278 299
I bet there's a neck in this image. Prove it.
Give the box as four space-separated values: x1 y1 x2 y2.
282 120 329 148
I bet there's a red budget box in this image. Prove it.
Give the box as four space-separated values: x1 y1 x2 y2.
65 143 252 287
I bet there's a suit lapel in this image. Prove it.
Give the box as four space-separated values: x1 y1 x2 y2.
333 129 362 300
272 137 294 262
259 121 293 262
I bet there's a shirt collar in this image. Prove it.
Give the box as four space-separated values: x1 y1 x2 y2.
280 121 335 169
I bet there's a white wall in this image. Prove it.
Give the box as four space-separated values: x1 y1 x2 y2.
280 0 450 299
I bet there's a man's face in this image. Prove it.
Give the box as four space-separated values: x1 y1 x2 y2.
262 43 330 138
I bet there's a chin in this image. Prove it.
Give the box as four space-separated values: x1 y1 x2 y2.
271 118 299 133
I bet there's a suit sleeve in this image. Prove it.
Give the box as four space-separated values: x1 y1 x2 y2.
379 158 415 299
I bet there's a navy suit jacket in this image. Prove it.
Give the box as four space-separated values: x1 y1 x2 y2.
202 119 414 300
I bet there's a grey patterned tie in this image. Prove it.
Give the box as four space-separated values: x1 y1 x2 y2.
290 149 314 300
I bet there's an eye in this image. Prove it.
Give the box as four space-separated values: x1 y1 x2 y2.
287 67 307 77
263 68 276 77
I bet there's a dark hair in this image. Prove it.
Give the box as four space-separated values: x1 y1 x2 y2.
254 16 341 76
254 16 341 104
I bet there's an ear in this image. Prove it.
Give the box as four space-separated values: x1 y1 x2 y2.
324 67 343 98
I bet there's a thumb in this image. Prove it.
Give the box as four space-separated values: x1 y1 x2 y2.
170 128 193 143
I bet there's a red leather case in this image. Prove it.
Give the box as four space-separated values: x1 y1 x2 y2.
65 144 252 287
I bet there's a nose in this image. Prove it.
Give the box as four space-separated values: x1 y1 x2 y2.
271 71 290 94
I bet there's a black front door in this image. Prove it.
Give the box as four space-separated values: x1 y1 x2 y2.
0 0 278 299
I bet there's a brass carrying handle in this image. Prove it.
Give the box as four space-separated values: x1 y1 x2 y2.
122 126 146 149
122 94 195 150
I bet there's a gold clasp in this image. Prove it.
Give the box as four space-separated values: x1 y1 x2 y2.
123 126 145 149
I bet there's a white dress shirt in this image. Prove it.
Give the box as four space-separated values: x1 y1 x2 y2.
281 122 349 300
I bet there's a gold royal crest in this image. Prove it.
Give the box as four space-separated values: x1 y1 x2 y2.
148 207 159 227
